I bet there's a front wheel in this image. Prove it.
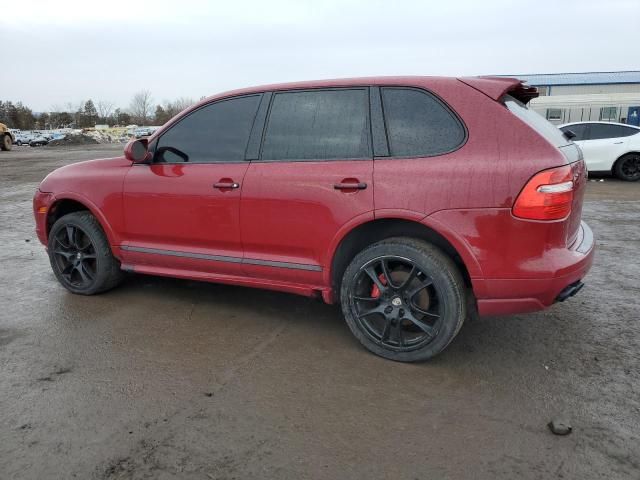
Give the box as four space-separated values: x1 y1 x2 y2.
340 238 466 362
614 153 640 181
1 134 12 151
48 211 125 295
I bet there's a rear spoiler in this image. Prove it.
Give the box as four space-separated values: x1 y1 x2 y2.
458 76 539 105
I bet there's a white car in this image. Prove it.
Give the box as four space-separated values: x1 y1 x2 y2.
13 132 33 146
559 121 640 181
133 127 152 138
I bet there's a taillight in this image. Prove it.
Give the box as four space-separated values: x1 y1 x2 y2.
513 165 574 220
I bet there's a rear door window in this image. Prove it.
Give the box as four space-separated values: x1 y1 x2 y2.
261 89 370 161
381 87 465 157
587 123 639 140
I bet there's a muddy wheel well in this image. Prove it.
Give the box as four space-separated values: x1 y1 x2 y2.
330 218 472 299
46 199 90 236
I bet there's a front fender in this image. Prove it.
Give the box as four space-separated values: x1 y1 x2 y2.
48 192 122 247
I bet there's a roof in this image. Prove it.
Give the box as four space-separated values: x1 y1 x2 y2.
494 71 640 86
202 75 532 106
531 92 640 106
205 76 455 100
154 76 466 140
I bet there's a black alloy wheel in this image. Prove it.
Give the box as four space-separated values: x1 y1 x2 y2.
615 153 640 181
350 255 442 352
340 238 467 362
51 224 98 289
48 211 124 294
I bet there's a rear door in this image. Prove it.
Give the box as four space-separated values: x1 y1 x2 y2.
577 123 636 171
121 94 262 275
240 87 374 285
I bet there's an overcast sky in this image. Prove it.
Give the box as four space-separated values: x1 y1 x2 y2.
2 0 639 111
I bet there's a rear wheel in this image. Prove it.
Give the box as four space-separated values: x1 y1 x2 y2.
48 212 124 295
1 134 12 151
340 237 466 362
614 153 640 181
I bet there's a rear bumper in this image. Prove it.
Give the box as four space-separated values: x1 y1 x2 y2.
475 221 595 316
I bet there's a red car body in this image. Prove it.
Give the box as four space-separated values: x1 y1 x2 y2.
33 76 594 317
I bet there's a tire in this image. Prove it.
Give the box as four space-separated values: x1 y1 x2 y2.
340 237 466 362
1 134 12 151
614 153 640 181
16 140 22 146
48 211 125 295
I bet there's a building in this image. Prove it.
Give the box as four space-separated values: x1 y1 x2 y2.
498 71 640 126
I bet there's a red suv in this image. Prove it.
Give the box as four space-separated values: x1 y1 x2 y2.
33 77 594 362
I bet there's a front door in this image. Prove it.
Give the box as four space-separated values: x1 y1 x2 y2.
121 94 262 275
240 88 374 285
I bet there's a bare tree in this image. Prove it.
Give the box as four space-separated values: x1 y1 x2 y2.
96 101 115 123
64 100 85 128
172 97 195 112
129 90 154 126
162 97 195 119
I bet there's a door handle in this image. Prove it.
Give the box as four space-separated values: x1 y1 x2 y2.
613 141 624 144
334 182 367 190
213 181 240 189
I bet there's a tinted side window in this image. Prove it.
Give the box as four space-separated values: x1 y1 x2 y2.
588 123 638 140
261 89 370 161
156 95 260 163
619 126 640 137
381 88 465 157
561 124 588 141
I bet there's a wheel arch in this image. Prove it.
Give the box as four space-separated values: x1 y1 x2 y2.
327 216 480 302
46 194 118 246
611 151 640 181
613 150 640 168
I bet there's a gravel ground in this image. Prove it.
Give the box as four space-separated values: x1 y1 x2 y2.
1 144 639 479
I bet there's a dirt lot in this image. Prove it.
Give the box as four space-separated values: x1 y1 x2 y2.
1 145 639 479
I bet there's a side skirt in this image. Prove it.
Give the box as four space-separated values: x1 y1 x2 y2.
121 262 332 302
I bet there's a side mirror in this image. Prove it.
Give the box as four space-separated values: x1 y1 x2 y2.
124 138 150 163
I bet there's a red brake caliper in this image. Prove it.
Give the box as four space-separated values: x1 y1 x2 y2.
370 273 387 298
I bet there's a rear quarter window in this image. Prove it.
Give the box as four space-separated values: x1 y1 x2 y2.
381 87 465 157
588 123 640 140
504 95 570 148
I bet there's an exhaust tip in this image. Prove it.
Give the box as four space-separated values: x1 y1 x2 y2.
556 281 584 302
